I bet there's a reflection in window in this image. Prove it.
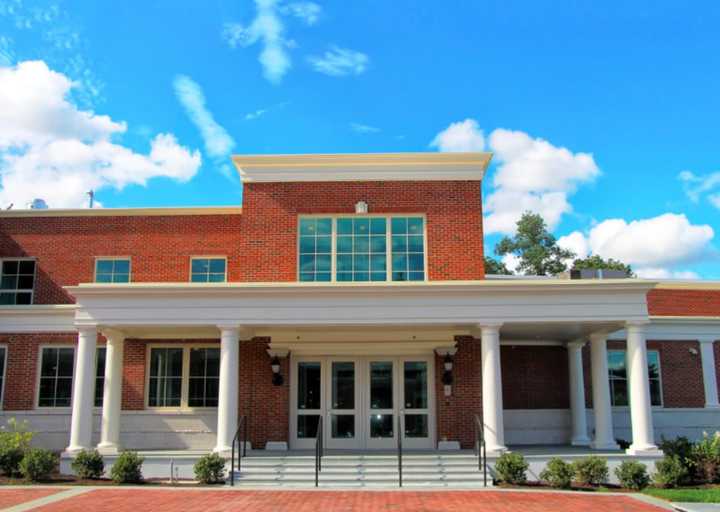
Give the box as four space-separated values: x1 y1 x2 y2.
404 361 428 409
331 362 354 409
298 362 321 410
391 217 425 281
38 347 74 407
191 258 226 283
148 348 183 407
336 218 387 282
608 349 662 406
188 348 220 407
0 259 35 304
94 347 106 407
370 361 393 409
370 414 393 438
95 258 130 283
299 218 332 282
297 415 320 438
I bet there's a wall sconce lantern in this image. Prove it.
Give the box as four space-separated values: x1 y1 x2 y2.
355 200 368 214
441 353 454 397
271 356 284 386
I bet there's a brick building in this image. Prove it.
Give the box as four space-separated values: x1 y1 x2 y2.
0 152 718 465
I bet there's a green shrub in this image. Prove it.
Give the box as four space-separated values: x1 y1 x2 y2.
539 457 574 489
654 456 688 488
659 436 694 484
494 452 528 485
615 460 650 490
0 418 34 477
19 448 56 482
690 432 720 484
71 449 105 480
110 451 144 484
193 453 226 484
572 456 609 486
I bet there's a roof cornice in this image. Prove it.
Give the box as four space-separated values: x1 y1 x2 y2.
232 152 492 183
0 206 242 218
654 281 720 290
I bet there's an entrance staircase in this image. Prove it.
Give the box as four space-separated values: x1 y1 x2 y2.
229 452 493 488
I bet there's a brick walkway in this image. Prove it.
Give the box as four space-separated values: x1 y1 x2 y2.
22 489 669 512
0 488 62 509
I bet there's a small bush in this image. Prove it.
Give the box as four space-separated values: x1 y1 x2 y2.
654 456 688 488
572 456 609 486
494 452 528 485
110 451 144 484
690 432 720 484
194 453 226 484
71 449 105 480
0 418 34 477
19 448 56 482
659 436 693 484
615 460 650 490
540 457 574 489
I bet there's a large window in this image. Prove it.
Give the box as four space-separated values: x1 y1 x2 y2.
298 216 426 282
0 259 36 305
147 346 220 408
95 347 106 407
38 347 74 407
608 350 662 407
95 258 131 283
190 258 226 283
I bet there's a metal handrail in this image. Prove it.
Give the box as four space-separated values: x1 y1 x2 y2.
397 412 403 487
473 413 488 487
229 415 248 487
314 416 323 487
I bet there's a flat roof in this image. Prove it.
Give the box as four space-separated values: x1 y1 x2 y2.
0 206 242 218
232 152 492 183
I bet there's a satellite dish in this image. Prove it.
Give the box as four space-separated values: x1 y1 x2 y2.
29 198 48 209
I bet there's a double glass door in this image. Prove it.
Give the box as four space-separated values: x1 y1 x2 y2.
291 356 433 450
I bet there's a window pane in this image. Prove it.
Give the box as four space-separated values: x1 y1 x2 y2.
405 414 428 438
337 236 352 254
647 351 661 380
208 259 225 273
96 260 113 273
391 217 406 234
297 415 319 438
95 259 130 283
114 259 130 273
95 273 112 283
300 236 315 254
404 362 428 409
299 219 315 236
1 276 17 289
337 218 352 235
611 379 628 406
298 218 332 281
650 379 662 406
370 414 393 438
331 362 354 409
298 362 321 410
57 348 75 376
370 362 393 409
17 275 34 289
370 217 386 235
608 351 626 379
316 236 331 253
316 218 332 235
331 414 355 439
112 273 130 283
407 217 423 235
191 259 208 273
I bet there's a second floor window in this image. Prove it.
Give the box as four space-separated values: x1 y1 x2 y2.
95 258 130 283
608 349 662 407
0 259 36 305
190 258 226 283
298 216 426 283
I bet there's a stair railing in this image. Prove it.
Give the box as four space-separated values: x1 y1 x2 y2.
229 415 248 487
473 413 488 487
314 415 324 487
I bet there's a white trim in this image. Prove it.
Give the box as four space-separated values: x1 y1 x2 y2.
144 342 220 411
0 206 243 218
0 305 76 333
233 152 491 183
94 256 132 283
35 344 76 410
189 256 228 283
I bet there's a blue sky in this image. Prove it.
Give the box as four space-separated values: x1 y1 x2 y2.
0 0 718 278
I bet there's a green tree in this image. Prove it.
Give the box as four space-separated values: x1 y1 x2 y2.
484 256 512 275
572 254 634 277
495 212 575 276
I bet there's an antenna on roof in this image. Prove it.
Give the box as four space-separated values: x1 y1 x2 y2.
5 203 12 210
87 190 94 209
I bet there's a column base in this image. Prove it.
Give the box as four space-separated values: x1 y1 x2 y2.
590 440 620 450
265 441 287 451
485 445 508 457
704 404 720 409
626 445 663 456
570 436 591 447
214 441 252 457
437 440 461 450
62 446 91 458
96 443 121 456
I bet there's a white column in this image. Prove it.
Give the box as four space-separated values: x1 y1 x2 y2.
589 333 619 450
214 325 240 454
65 325 98 454
626 321 661 455
699 338 719 408
97 329 124 454
480 323 506 455
567 341 590 446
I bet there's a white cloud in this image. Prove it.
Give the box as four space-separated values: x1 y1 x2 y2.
679 170 720 209
308 45 368 77
173 75 235 163
429 119 485 152
0 61 201 209
431 120 599 235
558 213 714 277
222 0 292 83
633 268 700 280
245 108 268 121
281 2 321 25
350 122 380 134
0 35 14 66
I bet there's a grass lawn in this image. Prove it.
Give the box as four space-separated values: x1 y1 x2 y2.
643 486 720 503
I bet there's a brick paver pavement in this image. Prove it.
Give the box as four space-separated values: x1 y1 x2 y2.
0 488 63 509
28 489 669 512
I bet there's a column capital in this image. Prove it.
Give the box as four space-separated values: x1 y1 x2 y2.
699 337 718 345
566 340 586 350
625 320 650 329
217 325 254 340
589 331 609 344
101 328 125 343
476 322 503 331
74 324 98 336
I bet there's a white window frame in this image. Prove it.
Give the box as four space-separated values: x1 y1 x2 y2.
0 257 37 305
94 256 132 283
608 348 664 409
189 256 228 283
0 345 7 408
144 343 220 411
35 344 76 410
297 214 429 283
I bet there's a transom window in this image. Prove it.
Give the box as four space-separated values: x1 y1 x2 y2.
95 258 131 283
608 349 662 407
0 259 36 305
190 258 226 283
298 216 426 282
147 346 220 408
38 347 75 407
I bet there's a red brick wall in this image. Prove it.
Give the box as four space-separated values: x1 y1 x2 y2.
648 289 720 317
501 345 570 409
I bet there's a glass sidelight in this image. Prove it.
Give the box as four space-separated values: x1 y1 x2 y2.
403 361 429 439
297 362 321 439
368 361 395 446
331 362 355 439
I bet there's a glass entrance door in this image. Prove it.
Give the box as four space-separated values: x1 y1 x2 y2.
401 360 432 449
326 360 361 449
366 360 396 449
